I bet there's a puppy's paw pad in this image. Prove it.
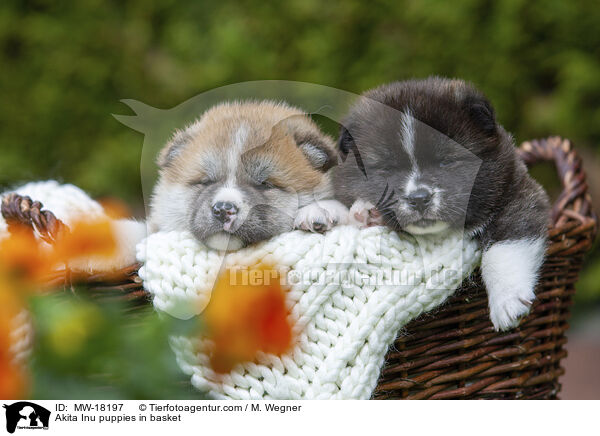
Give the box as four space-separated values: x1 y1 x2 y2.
349 200 384 228
489 288 535 331
367 208 384 226
349 200 375 228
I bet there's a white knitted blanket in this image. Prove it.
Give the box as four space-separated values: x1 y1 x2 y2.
138 227 481 399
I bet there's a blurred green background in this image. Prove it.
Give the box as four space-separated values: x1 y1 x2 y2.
1 0 599 373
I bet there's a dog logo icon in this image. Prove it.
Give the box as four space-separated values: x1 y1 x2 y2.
2 402 50 433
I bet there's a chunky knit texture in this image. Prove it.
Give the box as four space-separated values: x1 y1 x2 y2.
138 227 481 399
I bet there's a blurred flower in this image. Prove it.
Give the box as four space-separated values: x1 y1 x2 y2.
47 302 103 357
204 265 293 373
0 218 117 289
0 226 56 285
0 360 28 400
53 219 117 263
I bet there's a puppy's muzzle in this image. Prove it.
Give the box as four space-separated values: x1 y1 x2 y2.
212 201 238 231
406 188 432 212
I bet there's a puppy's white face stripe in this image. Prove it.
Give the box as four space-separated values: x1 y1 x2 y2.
404 171 419 197
225 123 250 187
400 111 427 199
233 123 249 150
399 111 416 166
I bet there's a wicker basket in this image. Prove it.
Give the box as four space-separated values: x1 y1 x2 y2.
2 137 596 399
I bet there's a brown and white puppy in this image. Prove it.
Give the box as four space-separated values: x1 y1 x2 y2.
333 77 550 331
149 100 348 251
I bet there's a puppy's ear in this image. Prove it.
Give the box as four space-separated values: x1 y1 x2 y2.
157 129 192 168
464 95 496 134
294 133 337 171
278 115 336 171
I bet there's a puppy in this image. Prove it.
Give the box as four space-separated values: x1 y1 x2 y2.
333 77 550 331
149 100 348 251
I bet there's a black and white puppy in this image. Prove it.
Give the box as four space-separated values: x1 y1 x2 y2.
333 77 550 331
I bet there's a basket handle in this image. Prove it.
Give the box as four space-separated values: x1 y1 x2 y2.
518 136 597 233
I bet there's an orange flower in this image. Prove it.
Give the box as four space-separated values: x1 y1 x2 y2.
0 357 28 400
0 217 118 290
204 265 293 373
0 226 55 284
53 218 117 262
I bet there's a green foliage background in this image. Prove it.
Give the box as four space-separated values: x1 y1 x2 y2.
1 1 599 313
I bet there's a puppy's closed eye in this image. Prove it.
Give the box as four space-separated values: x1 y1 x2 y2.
438 157 461 168
189 177 216 187
254 179 281 190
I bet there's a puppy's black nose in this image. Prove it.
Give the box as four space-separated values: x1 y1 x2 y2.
407 189 432 211
212 201 238 222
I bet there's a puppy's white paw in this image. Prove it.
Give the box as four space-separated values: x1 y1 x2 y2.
348 199 384 228
481 239 545 331
294 200 348 233
488 286 535 331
